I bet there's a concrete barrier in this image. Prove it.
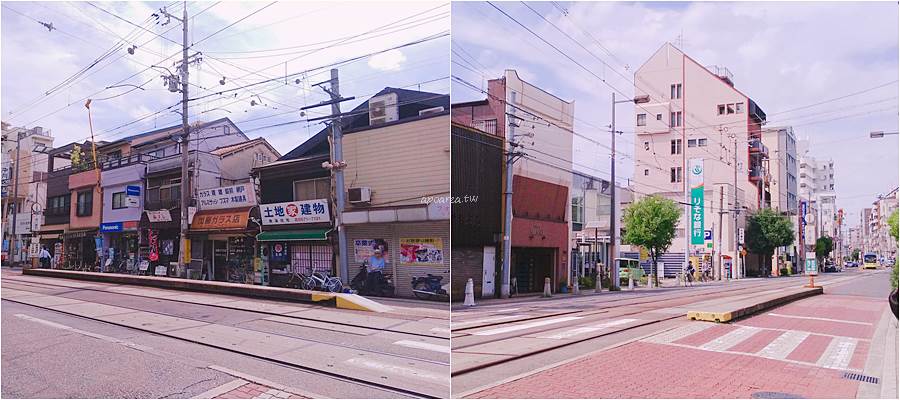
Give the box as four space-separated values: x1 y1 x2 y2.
22 269 391 313
687 285 823 323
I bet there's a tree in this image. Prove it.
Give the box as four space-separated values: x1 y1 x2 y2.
889 210 898 241
745 208 794 276
815 236 834 265
622 195 680 287
70 145 82 169
852 248 861 262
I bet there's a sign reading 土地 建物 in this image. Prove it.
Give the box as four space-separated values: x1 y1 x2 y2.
689 158 704 245
260 199 330 225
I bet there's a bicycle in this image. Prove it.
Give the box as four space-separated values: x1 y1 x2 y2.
307 270 343 293
286 271 313 290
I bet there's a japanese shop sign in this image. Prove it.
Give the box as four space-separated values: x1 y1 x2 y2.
198 183 256 210
689 158 704 245
145 210 172 222
191 209 250 230
126 185 141 207
260 199 330 225
399 237 444 266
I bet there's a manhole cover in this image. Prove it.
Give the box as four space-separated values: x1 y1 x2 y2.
751 392 804 399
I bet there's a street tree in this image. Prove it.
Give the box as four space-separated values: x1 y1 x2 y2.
889 210 898 241
745 208 794 276
852 248 861 262
622 195 680 287
815 236 834 264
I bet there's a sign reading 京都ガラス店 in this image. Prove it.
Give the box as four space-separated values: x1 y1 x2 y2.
260 199 330 225
689 158 704 245
399 238 444 266
197 183 256 210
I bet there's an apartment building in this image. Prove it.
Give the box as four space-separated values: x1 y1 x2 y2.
1 123 54 265
632 43 768 277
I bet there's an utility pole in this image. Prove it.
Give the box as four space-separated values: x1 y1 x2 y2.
501 91 520 299
303 69 354 281
732 132 740 279
717 186 725 280
610 93 619 290
10 130 23 265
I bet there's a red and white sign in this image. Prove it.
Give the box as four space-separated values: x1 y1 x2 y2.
146 210 172 222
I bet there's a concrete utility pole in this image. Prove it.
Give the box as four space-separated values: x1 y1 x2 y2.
303 69 354 281
733 132 741 279
328 69 349 282
179 3 191 273
501 91 519 299
10 130 23 265
717 186 725 280
610 93 619 289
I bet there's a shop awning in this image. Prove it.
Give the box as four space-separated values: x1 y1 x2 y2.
256 229 331 242
191 206 253 231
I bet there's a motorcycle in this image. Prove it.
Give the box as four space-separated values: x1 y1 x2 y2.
411 272 449 301
350 262 395 297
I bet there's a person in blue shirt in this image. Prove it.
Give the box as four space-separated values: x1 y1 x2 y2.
366 248 386 293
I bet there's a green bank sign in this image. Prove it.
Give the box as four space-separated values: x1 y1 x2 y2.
689 159 704 245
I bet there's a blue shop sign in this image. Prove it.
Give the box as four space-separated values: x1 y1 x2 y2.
100 222 123 232
126 185 141 196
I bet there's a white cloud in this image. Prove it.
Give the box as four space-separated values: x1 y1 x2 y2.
367 49 408 71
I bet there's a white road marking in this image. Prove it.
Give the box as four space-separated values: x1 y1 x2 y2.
429 327 450 334
700 326 761 351
818 337 858 370
469 316 584 336
192 378 248 399
537 318 640 340
344 358 450 385
766 313 873 326
452 315 527 328
642 322 715 344
13 313 153 352
393 340 451 354
757 330 810 360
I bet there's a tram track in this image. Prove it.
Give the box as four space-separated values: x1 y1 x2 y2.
1 275 450 398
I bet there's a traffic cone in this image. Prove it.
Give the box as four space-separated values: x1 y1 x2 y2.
542 277 552 298
463 278 476 307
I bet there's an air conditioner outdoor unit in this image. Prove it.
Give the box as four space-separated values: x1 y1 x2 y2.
418 106 445 116
368 93 398 125
348 187 372 204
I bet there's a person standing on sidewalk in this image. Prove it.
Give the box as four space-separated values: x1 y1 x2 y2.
38 246 51 269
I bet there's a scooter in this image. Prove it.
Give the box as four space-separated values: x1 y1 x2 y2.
350 262 395 297
411 272 449 301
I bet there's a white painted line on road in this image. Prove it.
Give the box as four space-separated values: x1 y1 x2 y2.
818 337 858 370
393 340 451 354
536 319 640 340
700 326 761 351
451 315 526 328
642 322 715 344
766 313 874 326
469 316 584 336
429 327 450 334
13 313 153 352
192 378 248 399
344 358 450 386
757 330 810 360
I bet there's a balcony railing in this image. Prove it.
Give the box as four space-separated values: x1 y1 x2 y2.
749 139 769 156
100 153 153 171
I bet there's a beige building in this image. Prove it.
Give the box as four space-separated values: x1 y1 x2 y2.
632 43 769 277
2 122 55 264
339 88 450 298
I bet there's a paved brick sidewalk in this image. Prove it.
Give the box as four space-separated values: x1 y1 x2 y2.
213 381 305 399
467 294 886 398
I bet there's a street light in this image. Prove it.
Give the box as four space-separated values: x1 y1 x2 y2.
870 131 899 138
606 93 651 292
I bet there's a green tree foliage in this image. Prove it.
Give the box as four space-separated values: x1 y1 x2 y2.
889 210 898 241
622 195 680 286
745 208 795 274
852 248 861 262
70 145 82 169
815 236 834 264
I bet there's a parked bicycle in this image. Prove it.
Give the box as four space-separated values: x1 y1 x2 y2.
308 271 343 293
411 271 449 301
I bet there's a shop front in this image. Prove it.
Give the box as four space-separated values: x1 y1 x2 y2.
62 228 99 270
100 221 140 272
511 218 569 293
189 205 259 283
140 209 181 275
257 198 333 288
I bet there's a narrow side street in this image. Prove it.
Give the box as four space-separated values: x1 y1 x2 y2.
1 270 451 399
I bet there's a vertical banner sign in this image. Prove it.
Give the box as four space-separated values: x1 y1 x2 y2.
689 158 705 245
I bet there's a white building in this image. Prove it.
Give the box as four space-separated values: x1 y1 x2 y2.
632 43 768 277
2 122 55 264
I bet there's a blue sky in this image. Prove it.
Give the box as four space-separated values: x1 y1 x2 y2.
2 1 449 157
452 1 899 220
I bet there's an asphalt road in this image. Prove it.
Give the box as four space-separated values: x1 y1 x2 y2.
1 270 451 399
450 269 890 396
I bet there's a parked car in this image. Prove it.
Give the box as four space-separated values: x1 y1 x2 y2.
823 260 841 273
